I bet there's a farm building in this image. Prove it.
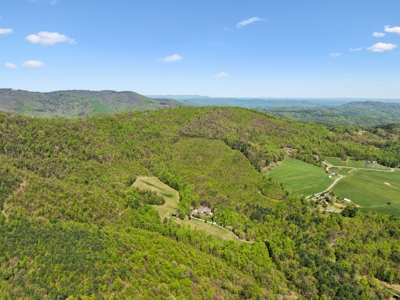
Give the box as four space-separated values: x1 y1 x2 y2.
344 198 352 203
198 206 213 216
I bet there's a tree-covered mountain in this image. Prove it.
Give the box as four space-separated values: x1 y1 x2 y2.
262 101 400 127
0 89 186 118
1 107 399 299
155 97 325 108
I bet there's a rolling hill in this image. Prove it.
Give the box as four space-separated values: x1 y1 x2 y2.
0 89 186 118
262 101 400 126
0 106 399 299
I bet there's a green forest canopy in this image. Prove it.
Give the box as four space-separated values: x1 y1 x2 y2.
1 106 399 299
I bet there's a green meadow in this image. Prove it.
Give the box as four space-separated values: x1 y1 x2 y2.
267 158 334 196
333 169 400 216
325 157 390 170
133 176 238 241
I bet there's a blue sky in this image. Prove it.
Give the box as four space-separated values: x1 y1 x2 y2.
1 0 400 98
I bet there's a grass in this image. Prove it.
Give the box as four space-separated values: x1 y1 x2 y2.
267 158 334 196
325 157 390 170
133 176 238 241
332 169 400 216
329 167 353 176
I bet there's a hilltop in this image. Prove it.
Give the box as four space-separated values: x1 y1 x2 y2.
0 89 186 118
0 106 399 299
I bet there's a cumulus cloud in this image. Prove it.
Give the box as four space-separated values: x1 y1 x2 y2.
0 28 13 35
373 32 386 37
367 42 397 52
26 31 75 45
22 60 45 67
384 25 400 34
214 72 229 78
349 47 362 52
4 63 17 68
158 54 183 63
236 17 263 28
330 52 341 58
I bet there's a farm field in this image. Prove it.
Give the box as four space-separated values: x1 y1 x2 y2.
267 158 334 196
325 157 390 170
133 176 238 241
332 169 400 216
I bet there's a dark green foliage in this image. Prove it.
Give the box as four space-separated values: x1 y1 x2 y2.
262 101 400 127
0 168 20 211
0 89 186 118
341 204 359 218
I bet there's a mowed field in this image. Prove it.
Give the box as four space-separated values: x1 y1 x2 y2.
325 157 391 170
133 176 238 241
332 169 400 216
267 158 334 196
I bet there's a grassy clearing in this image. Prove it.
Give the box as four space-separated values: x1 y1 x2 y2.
325 157 390 170
267 158 334 196
133 176 238 241
133 176 179 220
333 170 400 216
329 167 354 176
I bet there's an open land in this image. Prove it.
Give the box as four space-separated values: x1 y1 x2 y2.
267 158 335 196
332 169 400 216
133 176 239 241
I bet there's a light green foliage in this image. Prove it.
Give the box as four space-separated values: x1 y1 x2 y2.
0 107 399 299
133 176 239 241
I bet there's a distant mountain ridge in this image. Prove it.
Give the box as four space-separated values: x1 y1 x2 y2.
0 89 186 118
150 95 400 108
262 101 400 126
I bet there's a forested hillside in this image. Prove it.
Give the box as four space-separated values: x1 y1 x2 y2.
1 107 399 299
0 89 186 118
262 101 400 127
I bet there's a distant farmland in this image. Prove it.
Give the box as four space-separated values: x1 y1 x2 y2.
267 158 334 196
333 169 400 216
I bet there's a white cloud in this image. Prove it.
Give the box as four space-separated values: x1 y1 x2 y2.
0 28 13 35
330 52 340 58
4 63 17 68
26 31 75 45
158 54 182 63
367 42 397 52
384 25 400 34
22 60 45 67
236 17 263 28
349 47 362 52
214 72 229 78
373 32 386 37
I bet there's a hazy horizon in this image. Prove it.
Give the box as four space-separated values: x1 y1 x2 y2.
1 0 400 98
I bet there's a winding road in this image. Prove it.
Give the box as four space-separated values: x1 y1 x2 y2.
306 161 394 199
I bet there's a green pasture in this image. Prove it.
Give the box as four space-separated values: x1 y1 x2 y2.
133 176 238 241
329 167 353 176
333 170 400 216
325 157 390 170
267 158 334 196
